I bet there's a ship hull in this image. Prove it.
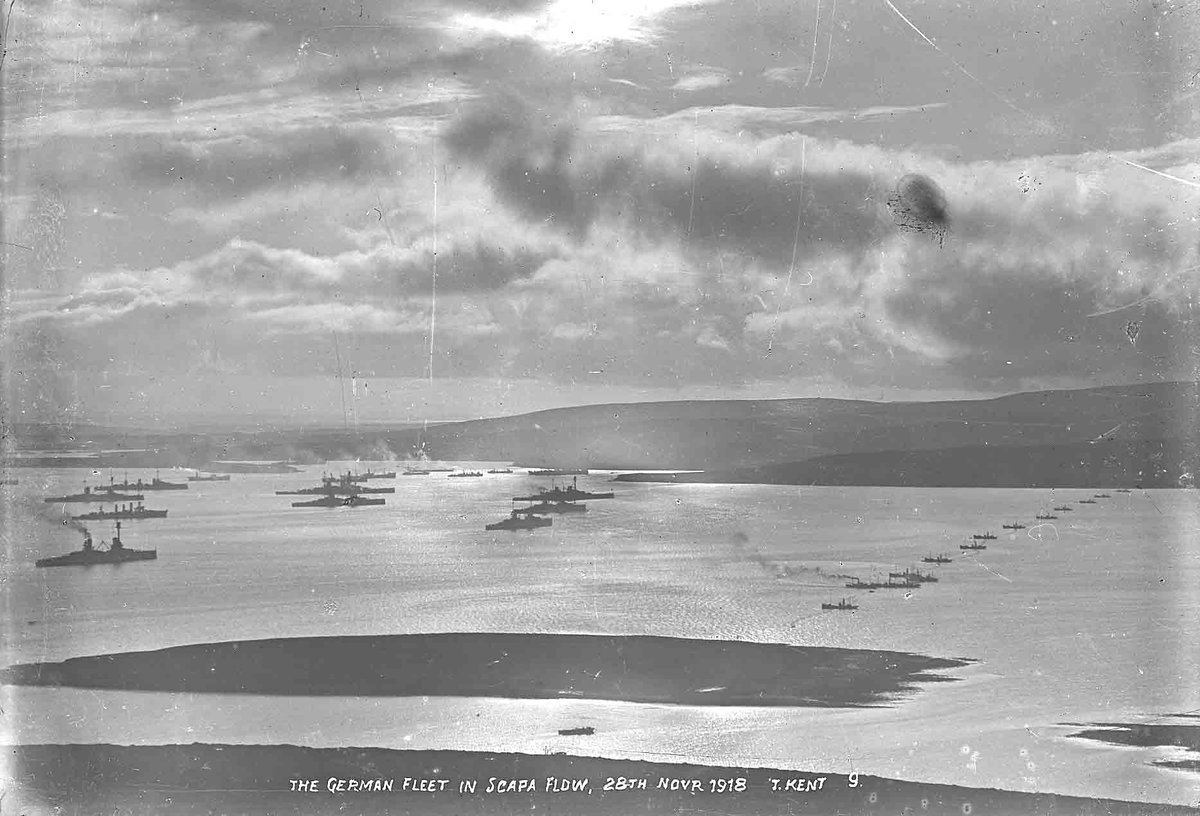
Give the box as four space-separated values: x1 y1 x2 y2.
44 492 144 503
515 503 586 514
36 550 157 568
290 497 385 508
486 518 553 531
71 511 168 521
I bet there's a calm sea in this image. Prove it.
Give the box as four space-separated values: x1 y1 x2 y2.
2 466 1198 805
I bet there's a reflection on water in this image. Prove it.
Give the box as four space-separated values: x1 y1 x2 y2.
2 467 1198 804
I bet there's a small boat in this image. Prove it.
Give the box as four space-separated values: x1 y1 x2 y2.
36 523 156 568
291 494 386 508
971 532 998 540
1001 522 1026 530
188 471 231 482
921 553 952 564
486 511 552 531
71 502 167 521
821 598 858 611
1035 513 1058 520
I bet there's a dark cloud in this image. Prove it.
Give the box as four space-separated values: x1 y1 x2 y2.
444 98 888 267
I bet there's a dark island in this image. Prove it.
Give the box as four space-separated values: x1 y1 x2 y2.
1 632 969 708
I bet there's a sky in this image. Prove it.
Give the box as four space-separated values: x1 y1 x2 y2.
3 0 1199 427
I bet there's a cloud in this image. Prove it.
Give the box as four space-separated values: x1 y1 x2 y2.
671 67 732 92
442 0 716 51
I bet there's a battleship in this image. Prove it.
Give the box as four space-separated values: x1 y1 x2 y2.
352 469 397 480
889 568 938 583
513 477 614 502
291 494 386 508
105 472 188 491
71 503 168 521
971 532 998 540
1001 522 1026 530
188 471 231 482
514 501 587 514
821 598 859 611
960 541 987 550
1035 513 1058 520
44 486 144 503
486 511 553 531
921 553 953 564
36 523 156 568
845 577 919 590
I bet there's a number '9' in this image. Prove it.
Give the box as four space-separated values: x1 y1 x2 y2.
848 773 859 788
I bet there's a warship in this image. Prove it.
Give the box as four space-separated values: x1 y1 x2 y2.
104 472 187 491
889 568 938 583
188 471 231 482
971 532 998 540
960 541 987 550
36 523 156 568
44 486 144 503
1053 505 1074 511
71 503 168 521
513 477 614 502
291 494 386 508
821 598 859 611
527 468 589 476
1001 522 1026 530
514 501 586 514
1035 512 1058 520
1078 498 1098 504
486 511 553 531
921 553 953 564
448 471 484 478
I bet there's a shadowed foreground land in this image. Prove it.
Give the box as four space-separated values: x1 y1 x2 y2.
8 744 1195 816
1 633 969 707
1067 721 1200 773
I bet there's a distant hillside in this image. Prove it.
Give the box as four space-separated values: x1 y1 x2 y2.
399 381 1198 470
7 382 1197 485
614 438 1199 489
